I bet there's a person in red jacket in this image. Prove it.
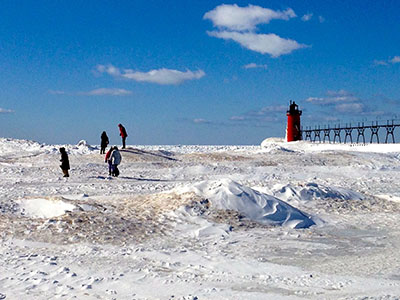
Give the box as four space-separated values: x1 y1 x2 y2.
118 123 128 149
105 147 113 176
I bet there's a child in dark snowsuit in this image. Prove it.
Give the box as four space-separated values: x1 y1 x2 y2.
59 147 70 177
100 131 109 154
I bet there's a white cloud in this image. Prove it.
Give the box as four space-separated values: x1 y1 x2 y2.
193 118 210 124
243 63 268 69
326 89 352 97
335 103 364 113
0 108 14 113
306 90 358 105
122 68 205 85
230 105 287 123
230 116 245 121
390 56 400 64
208 30 307 57
373 56 400 66
96 64 121 76
318 16 325 23
203 4 296 31
305 97 325 103
373 59 388 66
301 13 313 22
49 88 131 96
80 88 132 96
305 90 371 116
254 105 287 113
204 4 307 58
97 64 205 85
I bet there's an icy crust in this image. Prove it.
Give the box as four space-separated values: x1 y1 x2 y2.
176 179 319 229
270 182 365 205
0 137 260 158
134 144 260 154
17 198 76 218
261 137 400 153
3 137 400 298
0 138 100 158
70 140 98 154
0 138 56 158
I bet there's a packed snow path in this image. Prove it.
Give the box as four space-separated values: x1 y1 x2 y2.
1 138 400 299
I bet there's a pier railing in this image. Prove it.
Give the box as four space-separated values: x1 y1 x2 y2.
301 120 399 144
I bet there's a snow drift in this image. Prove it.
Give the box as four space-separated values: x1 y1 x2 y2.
270 182 365 205
261 137 400 153
177 179 319 229
17 198 76 218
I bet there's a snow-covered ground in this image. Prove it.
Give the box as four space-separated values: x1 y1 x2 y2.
1 137 400 299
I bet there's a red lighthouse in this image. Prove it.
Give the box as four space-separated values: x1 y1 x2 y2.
286 101 302 142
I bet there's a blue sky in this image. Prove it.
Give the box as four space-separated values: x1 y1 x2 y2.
0 0 399 145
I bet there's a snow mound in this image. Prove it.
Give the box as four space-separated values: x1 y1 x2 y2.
0 138 56 157
171 202 232 238
260 137 400 153
177 179 318 229
69 140 97 154
271 182 364 205
17 198 76 218
260 137 294 153
261 137 285 145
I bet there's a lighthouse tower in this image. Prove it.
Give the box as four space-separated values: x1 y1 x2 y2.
286 101 302 142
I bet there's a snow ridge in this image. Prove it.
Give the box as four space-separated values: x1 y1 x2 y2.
177 179 319 229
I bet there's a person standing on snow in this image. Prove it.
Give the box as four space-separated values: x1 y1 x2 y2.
100 131 109 154
105 147 113 176
59 147 70 177
110 146 122 177
118 124 128 149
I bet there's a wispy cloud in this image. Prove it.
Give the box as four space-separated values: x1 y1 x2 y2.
193 118 211 124
204 4 307 58
122 69 205 85
374 56 400 66
223 75 238 84
0 108 14 113
306 89 358 105
390 56 400 64
208 31 307 57
96 64 121 76
373 59 388 66
304 92 400 125
203 4 296 31
335 103 364 113
96 64 205 85
48 90 66 95
301 13 313 22
49 88 132 96
230 105 287 124
243 63 268 69
305 90 376 116
79 88 132 96
183 106 289 128
318 16 325 23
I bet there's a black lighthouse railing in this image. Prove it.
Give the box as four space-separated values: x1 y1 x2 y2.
301 120 400 144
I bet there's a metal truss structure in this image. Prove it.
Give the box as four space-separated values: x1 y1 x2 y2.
301 120 399 144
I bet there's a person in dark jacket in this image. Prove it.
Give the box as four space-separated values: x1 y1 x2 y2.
118 124 128 149
59 147 70 177
110 146 122 177
100 131 109 154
